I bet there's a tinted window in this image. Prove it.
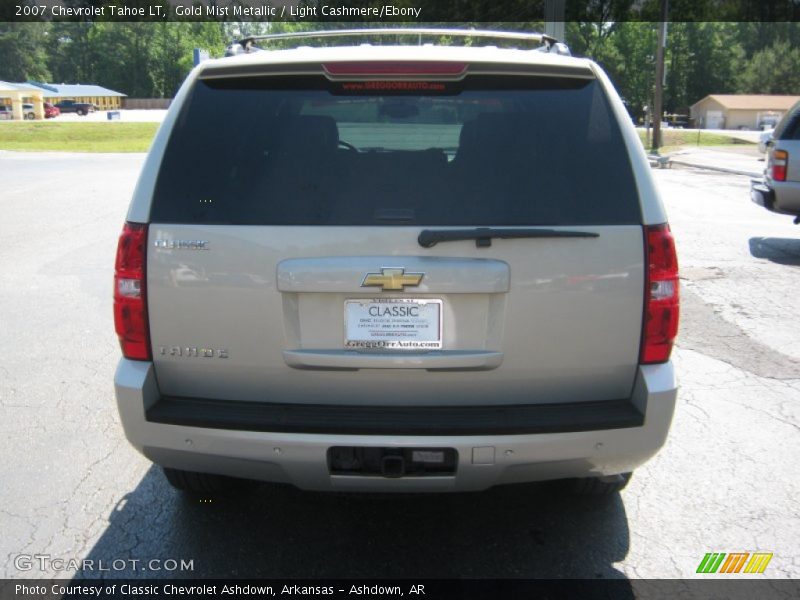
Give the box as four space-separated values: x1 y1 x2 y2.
151 75 640 226
783 115 800 141
774 101 800 140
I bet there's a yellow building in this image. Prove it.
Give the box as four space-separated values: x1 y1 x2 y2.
0 81 126 119
27 82 126 111
690 94 800 130
0 81 46 119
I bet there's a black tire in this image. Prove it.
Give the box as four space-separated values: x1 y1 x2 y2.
570 472 632 496
77 109 86 116
162 466 242 494
25 112 34 120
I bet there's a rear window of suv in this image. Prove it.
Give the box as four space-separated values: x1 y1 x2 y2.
773 101 800 141
151 74 640 226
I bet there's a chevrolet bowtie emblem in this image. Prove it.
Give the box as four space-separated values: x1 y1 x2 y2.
361 268 424 291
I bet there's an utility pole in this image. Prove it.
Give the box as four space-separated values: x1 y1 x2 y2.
544 0 566 42
652 0 668 152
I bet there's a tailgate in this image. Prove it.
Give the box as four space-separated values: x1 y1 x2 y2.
143 64 646 407
148 225 643 405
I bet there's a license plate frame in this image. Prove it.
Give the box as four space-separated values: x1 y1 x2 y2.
344 298 442 350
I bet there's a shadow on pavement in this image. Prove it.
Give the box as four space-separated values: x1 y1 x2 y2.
72 465 632 583
749 236 800 266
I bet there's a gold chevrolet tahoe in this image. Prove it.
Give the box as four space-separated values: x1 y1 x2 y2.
113 29 679 496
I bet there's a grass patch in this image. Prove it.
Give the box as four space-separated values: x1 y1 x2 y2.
637 129 754 154
0 122 158 152
1 122 755 155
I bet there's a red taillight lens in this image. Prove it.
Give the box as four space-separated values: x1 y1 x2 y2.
114 222 151 360
772 149 788 182
641 224 679 364
323 61 467 77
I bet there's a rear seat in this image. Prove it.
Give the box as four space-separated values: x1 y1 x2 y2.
249 115 341 223
250 116 452 224
450 112 568 224
326 149 449 224
270 115 339 157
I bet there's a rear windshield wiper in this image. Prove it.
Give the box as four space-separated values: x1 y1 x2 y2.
418 227 599 248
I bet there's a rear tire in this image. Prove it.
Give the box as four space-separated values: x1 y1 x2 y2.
162 466 242 494
77 109 86 116
570 472 632 495
25 113 34 120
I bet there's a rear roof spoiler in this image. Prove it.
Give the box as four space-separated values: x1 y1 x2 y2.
225 28 570 57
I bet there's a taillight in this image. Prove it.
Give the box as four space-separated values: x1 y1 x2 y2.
771 149 788 182
641 224 679 364
114 222 151 360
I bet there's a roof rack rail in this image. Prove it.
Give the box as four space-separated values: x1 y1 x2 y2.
225 28 570 57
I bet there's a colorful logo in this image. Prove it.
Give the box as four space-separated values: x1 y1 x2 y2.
696 552 773 574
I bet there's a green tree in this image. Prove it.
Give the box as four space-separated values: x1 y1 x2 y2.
603 22 657 121
565 0 633 59
663 22 690 113
47 22 97 85
734 22 800 58
682 23 743 106
737 40 800 94
568 20 751 120
89 21 225 98
90 22 156 97
150 22 225 98
0 22 51 82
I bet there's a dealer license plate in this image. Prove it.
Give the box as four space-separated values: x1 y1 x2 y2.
345 299 442 350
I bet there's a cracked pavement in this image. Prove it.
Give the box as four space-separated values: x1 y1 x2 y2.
0 153 798 580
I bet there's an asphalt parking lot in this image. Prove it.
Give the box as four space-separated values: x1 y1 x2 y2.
0 151 798 580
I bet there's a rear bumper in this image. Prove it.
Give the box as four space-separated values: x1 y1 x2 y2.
146 396 644 436
751 179 776 212
115 359 677 492
752 178 800 215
